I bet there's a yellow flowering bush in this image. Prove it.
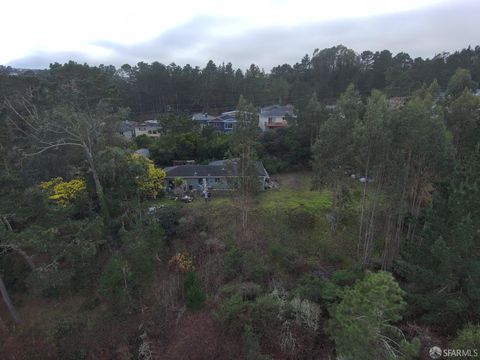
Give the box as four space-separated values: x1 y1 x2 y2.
168 251 195 273
40 177 86 206
132 154 166 199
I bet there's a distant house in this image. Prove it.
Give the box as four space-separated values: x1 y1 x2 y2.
192 113 216 126
119 120 136 140
207 111 237 133
164 160 269 191
258 104 295 131
134 120 161 137
191 111 237 133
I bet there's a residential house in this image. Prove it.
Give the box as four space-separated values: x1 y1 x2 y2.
258 104 295 131
134 120 162 137
192 113 216 126
191 111 237 133
119 120 136 140
164 159 269 191
207 111 237 133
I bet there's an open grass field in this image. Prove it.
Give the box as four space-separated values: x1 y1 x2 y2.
258 172 331 213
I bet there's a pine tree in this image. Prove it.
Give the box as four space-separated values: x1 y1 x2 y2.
398 148 480 331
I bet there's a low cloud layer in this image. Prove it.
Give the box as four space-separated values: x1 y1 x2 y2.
8 0 480 71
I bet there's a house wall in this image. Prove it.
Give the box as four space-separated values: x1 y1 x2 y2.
258 115 287 131
120 130 134 140
166 176 267 192
135 127 161 137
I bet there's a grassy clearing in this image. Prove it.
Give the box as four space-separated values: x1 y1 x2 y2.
258 172 331 212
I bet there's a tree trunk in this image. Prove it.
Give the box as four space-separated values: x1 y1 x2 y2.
0 275 21 324
84 146 110 225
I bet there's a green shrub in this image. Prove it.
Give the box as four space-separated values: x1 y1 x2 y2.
262 155 289 174
327 271 419 360
268 242 306 274
286 207 316 230
294 275 324 303
242 324 262 360
184 271 206 311
243 252 271 284
154 206 182 236
451 324 480 357
224 243 244 280
216 294 253 333
49 315 87 360
98 256 134 314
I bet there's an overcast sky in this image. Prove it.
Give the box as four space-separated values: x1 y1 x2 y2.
2 0 479 70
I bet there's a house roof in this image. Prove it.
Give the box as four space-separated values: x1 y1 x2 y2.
165 164 236 178
192 113 216 121
260 104 295 117
165 161 269 178
208 160 269 177
212 112 236 122
119 120 136 132
136 121 161 129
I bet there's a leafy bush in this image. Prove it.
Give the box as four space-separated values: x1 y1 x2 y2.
286 207 316 230
242 252 271 284
49 315 87 360
216 294 252 334
451 324 480 357
224 243 244 280
154 206 182 237
123 222 165 289
262 155 289 174
268 242 306 274
294 268 362 307
98 255 134 314
184 271 206 311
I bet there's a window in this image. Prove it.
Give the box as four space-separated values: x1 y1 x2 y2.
225 123 233 129
215 178 221 183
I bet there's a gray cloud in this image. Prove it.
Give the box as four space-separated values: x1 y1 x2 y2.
8 0 480 70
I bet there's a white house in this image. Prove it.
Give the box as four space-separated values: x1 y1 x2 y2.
134 120 161 137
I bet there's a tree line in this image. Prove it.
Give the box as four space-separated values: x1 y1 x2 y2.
2 44 479 115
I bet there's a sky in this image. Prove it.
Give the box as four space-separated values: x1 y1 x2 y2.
1 0 479 70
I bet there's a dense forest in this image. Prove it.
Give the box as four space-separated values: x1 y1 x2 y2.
1 44 480 359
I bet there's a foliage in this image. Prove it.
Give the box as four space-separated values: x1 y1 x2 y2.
98 255 134 314
451 324 480 356
153 205 182 236
49 314 87 360
446 68 478 97
294 268 362 305
132 154 166 199
122 221 165 288
327 271 419 360
183 271 207 311
40 177 86 206
169 251 195 273
223 242 244 280
398 149 480 332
